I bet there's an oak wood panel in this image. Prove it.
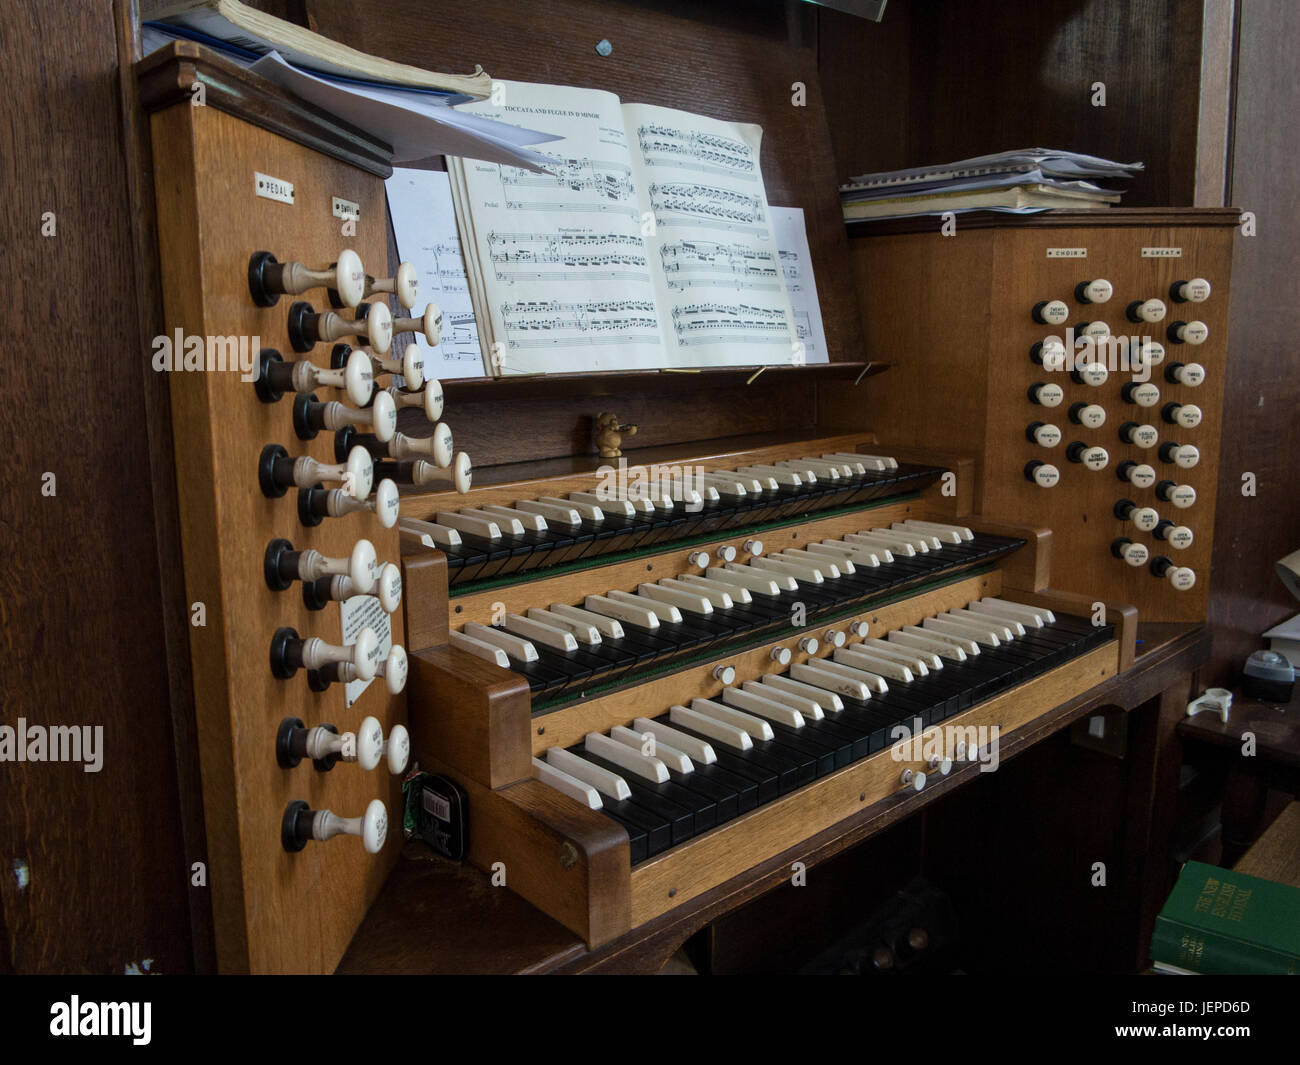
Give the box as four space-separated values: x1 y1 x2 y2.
852 216 1236 622
148 99 406 973
0 0 192 974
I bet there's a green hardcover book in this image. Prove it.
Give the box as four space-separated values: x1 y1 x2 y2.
1151 861 1300 974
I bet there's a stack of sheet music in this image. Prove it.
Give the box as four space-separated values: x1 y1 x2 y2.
840 149 1143 222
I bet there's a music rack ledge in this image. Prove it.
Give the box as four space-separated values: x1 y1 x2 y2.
439 361 890 403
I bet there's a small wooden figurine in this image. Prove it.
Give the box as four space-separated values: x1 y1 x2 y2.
594 412 638 458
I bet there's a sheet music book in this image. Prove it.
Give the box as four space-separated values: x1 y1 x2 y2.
446 81 799 376
770 207 829 365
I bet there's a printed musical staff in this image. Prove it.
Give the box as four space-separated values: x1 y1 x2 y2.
499 157 639 218
649 182 768 235
660 240 781 292
637 123 758 181
488 231 651 284
503 299 663 349
670 302 792 347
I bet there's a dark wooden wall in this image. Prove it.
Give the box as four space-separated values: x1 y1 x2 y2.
1204 2 1300 685
0 0 194 972
817 0 1204 207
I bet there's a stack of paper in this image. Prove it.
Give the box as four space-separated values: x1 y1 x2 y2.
840 149 1143 222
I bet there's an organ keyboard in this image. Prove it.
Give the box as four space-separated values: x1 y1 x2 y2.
400 432 1137 945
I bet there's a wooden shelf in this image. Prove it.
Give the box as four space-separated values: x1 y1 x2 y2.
846 206 1241 238
440 361 890 404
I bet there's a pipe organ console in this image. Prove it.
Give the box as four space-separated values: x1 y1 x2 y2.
850 213 1236 622
138 46 1201 972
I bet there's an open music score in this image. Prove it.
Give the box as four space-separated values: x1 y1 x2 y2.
447 81 798 373
502 298 662 349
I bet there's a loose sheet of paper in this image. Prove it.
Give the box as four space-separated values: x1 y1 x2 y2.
769 206 830 365
385 168 484 379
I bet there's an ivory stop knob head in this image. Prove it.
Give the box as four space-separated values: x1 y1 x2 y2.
1169 320 1209 345
374 478 401 529
1141 340 1166 366
344 446 375 499
334 249 366 308
428 422 455 468
770 646 792 665
1076 278 1113 304
347 539 379 594
1113 538 1149 567
1131 506 1160 532
395 262 419 309
1123 422 1159 449
716 545 737 563
451 452 473 493
356 716 384 771
377 562 403 615
1072 403 1106 429
343 349 376 408
1033 299 1069 325
1029 382 1064 407
712 664 736 685
420 303 443 345
1077 362 1109 387
1166 483 1197 509
370 390 398 443
1078 320 1110 340
352 627 380 681
1128 297 1167 323
1171 278 1211 303
1027 422 1062 447
387 722 411 772
1169 362 1205 387
400 347 426 391
423 377 445 421
365 301 394 354
362 799 388 854
1173 404 1203 429
1025 461 1059 488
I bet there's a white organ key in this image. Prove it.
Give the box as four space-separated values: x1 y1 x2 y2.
619 492 655 513
637 582 713 615
698 473 749 497
460 508 525 536
546 748 631 801
730 469 780 491
586 593 661 629
760 673 844 712
884 526 943 550
516 498 581 525
834 646 913 683
749 554 824 583
541 495 603 521
549 602 624 639
732 472 767 493
678 573 749 605
742 679 824 720
891 628 969 662
668 477 715 503
790 662 872 701
478 504 547 532
501 613 578 652
632 717 717 764
527 607 602 645
436 510 502 539
938 612 1008 644
533 757 602 809
950 607 1022 638
448 630 511 668
860 636 939 672
462 622 539 662
922 617 993 649
777 459 836 480
844 530 914 556
716 563 787 594
813 657 890 692
669 705 752 751
722 686 805 728
690 698 774 741
777 547 848 576
569 491 633 517
833 451 896 470
397 516 462 547
979 597 1055 625
808 541 882 567
660 576 733 609
735 464 805 486
610 588 681 624
817 454 867 475
585 732 669 783
610 726 694 774
901 519 974 542
806 456 856 477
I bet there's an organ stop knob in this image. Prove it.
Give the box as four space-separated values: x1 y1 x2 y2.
387 380 444 423
303 560 403 615
375 453 473 493
1066 442 1109 470
289 300 393 354
1156 480 1197 508
1111 538 1150 567
1028 382 1064 407
1150 556 1196 590
1026 422 1062 447
1075 278 1113 304
1032 299 1069 325
277 715 409 773
1121 382 1161 408
1024 460 1059 487
1115 498 1161 531
1167 320 1208 345
1116 461 1157 489
1170 278 1211 303
1162 402 1203 428
1119 422 1159 449
264 537 380 595
312 644 410 696
356 261 419 309
1165 362 1205 387
359 343 425 390
1159 442 1200 469
293 390 397 443
391 303 443 345
298 478 402 530
1126 298 1167 323
1154 520 1194 550
281 798 387 854
269 625 380 682
258 443 374 500
248 249 365 308
1069 402 1106 428
255 347 374 408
